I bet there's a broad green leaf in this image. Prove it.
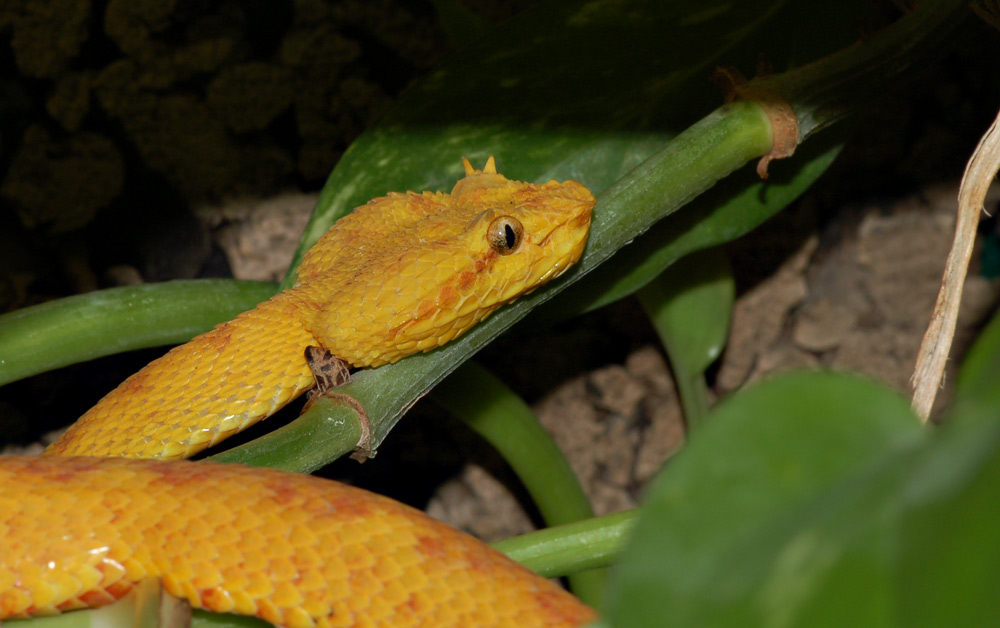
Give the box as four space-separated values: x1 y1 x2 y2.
604 372 924 626
724 395 1000 627
920 307 1000 625
606 326 1000 628
897 402 1000 625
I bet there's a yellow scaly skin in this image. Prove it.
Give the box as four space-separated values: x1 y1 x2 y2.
9 158 598 627
45 157 594 459
0 456 598 628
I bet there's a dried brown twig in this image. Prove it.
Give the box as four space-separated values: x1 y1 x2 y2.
912 107 1000 420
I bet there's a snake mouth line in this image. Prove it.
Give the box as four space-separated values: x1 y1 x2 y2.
534 251 580 283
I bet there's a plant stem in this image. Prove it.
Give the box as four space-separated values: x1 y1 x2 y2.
491 510 638 579
0 281 276 386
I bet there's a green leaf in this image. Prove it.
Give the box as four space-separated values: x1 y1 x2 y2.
605 324 1000 628
638 247 734 428
897 410 1000 626
918 308 1000 626
283 0 867 283
604 371 924 627
428 0 492 49
529 130 843 324
953 307 1000 417
639 248 734 378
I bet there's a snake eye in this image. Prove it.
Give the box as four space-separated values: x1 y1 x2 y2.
486 216 524 255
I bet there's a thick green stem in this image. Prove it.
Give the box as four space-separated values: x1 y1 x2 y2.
0 281 276 386
491 510 638 579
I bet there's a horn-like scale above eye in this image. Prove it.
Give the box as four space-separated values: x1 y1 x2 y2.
487 216 524 255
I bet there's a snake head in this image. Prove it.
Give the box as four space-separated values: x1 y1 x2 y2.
451 156 595 303
297 156 595 367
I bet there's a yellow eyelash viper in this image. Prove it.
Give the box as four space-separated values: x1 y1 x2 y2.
2 157 598 628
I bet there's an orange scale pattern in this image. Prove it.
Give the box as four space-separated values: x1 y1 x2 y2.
1 458 597 627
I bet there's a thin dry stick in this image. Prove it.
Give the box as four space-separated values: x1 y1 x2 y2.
912 107 1000 421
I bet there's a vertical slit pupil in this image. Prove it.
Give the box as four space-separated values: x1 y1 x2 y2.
504 224 516 248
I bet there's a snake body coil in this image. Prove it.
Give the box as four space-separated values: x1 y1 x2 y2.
0 456 597 628
6 158 597 627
